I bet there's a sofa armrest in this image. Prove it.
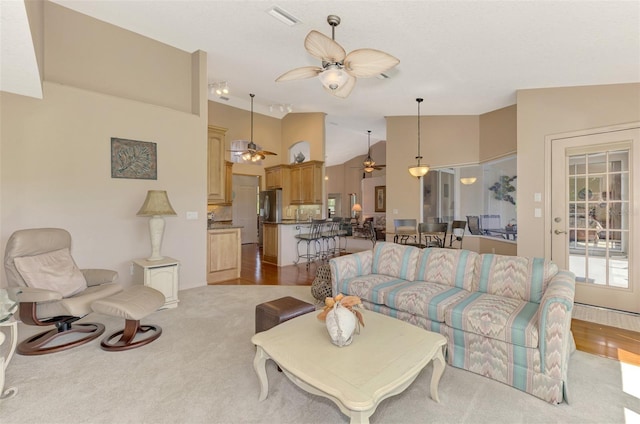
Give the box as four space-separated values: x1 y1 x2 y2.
81 269 119 287
538 270 575 377
329 250 373 296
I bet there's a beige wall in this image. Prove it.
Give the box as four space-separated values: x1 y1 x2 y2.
516 83 640 257
326 141 386 218
479 105 517 162
281 112 326 163
0 3 208 290
385 115 479 231
43 2 195 114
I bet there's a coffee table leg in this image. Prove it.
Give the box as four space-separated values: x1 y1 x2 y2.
429 346 446 403
253 346 270 401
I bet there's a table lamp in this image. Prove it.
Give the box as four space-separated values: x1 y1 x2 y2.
137 190 177 261
352 203 362 223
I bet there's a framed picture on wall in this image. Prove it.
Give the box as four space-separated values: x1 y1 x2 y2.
111 138 157 180
375 186 386 212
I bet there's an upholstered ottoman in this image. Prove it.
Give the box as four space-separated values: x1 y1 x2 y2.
255 296 315 334
91 285 165 351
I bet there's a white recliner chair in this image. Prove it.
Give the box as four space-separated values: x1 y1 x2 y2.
4 228 122 355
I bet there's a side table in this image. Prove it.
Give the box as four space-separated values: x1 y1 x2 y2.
1 318 18 400
132 257 180 309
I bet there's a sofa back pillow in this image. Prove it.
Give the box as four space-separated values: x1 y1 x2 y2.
415 248 478 290
13 247 88 298
475 254 558 303
371 242 421 281
330 250 373 285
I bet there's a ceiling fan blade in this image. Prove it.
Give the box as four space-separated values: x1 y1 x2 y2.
276 66 323 82
324 74 356 98
257 150 277 156
304 30 346 63
343 49 400 78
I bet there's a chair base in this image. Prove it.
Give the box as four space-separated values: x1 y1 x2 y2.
17 322 105 356
100 319 162 351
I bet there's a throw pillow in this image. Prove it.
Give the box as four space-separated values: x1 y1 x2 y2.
14 248 88 297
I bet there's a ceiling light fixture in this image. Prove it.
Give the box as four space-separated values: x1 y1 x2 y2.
209 81 229 97
318 64 349 91
268 103 293 114
460 177 477 185
408 98 430 178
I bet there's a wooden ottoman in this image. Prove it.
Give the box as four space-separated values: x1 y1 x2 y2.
255 296 315 334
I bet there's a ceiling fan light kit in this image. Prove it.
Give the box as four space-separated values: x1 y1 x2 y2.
354 130 386 174
276 14 399 98
228 94 277 162
408 98 430 178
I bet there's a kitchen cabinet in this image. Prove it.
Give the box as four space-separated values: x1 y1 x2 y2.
208 125 231 204
290 161 324 205
224 161 233 204
265 164 291 189
265 164 291 206
262 223 278 265
207 227 241 283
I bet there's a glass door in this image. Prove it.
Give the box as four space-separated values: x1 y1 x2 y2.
551 128 639 313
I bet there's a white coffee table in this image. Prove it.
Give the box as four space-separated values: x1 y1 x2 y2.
251 310 447 424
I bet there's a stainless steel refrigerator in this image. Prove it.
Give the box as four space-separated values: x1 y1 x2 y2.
258 189 283 246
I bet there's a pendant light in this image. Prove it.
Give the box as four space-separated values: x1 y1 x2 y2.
408 98 430 178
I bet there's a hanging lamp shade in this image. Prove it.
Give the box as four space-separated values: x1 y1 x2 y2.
408 98 430 178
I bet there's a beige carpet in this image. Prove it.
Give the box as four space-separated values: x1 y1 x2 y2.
2 285 640 424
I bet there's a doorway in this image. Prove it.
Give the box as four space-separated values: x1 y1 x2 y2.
232 175 259 244
550 125 639 313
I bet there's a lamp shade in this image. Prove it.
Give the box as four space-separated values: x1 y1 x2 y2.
408 165 430 177
351 203 362 212
137 190 177 217
318 65 349 91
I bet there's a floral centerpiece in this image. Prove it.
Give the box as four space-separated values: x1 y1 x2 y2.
317 294 365 347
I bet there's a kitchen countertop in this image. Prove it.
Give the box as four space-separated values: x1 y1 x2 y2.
264 220 315 225
208 223 244 230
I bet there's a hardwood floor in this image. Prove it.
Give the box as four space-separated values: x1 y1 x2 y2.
214 243 640 365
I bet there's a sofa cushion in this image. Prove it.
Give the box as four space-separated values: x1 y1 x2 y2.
337 274 409 304
416 248 478 291
446 292 539 348
371 242 421 281
381 281 471 323
476 254 558 303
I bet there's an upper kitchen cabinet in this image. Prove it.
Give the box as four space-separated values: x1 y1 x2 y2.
208 125 232 205
290 161 324 205
265 164 291 190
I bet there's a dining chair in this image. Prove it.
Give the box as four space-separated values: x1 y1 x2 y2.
417 222 448 248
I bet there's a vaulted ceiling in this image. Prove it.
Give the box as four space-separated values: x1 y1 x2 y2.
3 1 639 166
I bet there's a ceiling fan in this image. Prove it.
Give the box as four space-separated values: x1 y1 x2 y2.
229 94 277 162
276 15 400 98
353 130 385 173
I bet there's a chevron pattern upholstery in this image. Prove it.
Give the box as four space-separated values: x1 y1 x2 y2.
329 245 576 404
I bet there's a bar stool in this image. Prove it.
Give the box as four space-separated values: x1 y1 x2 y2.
294 220 324 269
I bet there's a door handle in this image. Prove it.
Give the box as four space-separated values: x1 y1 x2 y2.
554 229 567 235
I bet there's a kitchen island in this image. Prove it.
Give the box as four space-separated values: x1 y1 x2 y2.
207 223 242 283
262 221 312 267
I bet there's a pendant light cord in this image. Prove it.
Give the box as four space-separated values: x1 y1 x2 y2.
250 93 255 144
416 98 423 164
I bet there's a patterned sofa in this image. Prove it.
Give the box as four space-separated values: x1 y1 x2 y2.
329 242 576 404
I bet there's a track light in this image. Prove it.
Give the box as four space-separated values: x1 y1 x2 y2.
209 81 230 98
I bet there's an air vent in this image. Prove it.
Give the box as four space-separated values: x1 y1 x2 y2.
267 6 300 26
